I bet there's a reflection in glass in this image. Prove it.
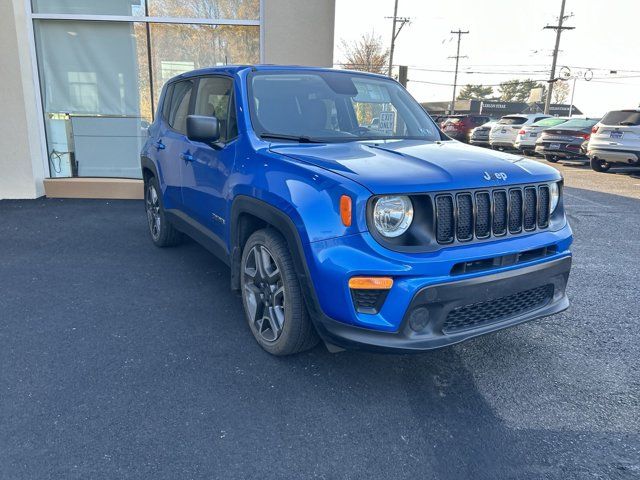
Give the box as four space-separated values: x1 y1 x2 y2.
150 23 259 111
34 20 151 178
148 0 259 20
31 0 146 16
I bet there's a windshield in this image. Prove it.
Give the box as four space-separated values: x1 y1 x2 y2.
498 116 527 125
532 117 567 127
248 70 441 142
557 118 600 128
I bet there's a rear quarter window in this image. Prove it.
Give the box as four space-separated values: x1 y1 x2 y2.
601 110 640 126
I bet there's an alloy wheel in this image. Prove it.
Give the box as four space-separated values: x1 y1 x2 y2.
242 245 285 342
145 184 161 241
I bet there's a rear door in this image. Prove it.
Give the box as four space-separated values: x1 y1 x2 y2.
594 110 640 150
180 75 238 242
156 80 195 210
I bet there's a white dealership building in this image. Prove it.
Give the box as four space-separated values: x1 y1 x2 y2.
0 0 335 199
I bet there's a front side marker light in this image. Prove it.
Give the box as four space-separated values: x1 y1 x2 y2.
340 195 352 227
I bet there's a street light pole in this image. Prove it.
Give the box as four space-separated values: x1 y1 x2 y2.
568 77 577 117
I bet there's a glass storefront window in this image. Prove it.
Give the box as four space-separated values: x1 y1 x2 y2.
31 3 260 179
148 0 259 20
34 20 151 178
150 23 259 111
32 0 146 16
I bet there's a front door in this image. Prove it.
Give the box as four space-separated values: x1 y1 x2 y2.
181 75 238 243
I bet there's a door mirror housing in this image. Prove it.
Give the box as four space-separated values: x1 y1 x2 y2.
186 115 220 143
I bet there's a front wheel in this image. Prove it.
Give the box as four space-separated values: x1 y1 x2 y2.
240 229 319 355
590 157 611 172
545 154 559 163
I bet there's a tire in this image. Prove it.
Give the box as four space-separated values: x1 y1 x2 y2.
545 155 559 163
240 229 319 355
590 157 611 173
144 175 182 247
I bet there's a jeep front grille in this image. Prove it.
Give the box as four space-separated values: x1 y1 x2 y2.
435 184 551 244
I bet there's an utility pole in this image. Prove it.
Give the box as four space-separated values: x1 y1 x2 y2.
449 29 469 115
543 0 574 114
386 0 410 78
398 65 408 87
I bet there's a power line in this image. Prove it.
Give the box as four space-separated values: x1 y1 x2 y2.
449 29 469 114
543 0 575 113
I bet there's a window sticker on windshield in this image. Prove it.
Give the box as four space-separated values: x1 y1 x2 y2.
379 111 395 134
353 82 390 103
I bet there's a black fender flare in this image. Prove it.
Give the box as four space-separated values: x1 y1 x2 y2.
230 195 325 321
140 156 159 181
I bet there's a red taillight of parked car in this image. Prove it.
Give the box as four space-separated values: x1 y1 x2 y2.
518 129 526 135
581 133 591 140
591 126 599 134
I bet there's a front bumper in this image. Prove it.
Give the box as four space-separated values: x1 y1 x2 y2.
314 256 570 352
302 221 573 352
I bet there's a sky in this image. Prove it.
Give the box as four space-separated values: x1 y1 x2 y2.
333 0 640 117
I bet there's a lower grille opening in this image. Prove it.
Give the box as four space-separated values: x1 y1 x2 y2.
450 245 558 276
443 284 554 333
351 289 389 314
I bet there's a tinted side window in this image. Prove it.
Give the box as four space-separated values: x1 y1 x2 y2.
161 83 174 121
194 76 237 142
168 80 194 134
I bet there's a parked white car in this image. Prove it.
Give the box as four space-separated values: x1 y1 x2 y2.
514 117 569 155
490 114 551 150
588 109 640 172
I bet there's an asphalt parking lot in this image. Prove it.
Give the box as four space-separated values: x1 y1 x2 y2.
1 160 639 479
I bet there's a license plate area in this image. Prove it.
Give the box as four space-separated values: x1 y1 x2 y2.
550 143 561 149
610 131 623 139
529 132 538 137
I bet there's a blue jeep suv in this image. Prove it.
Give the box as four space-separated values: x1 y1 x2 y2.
141 65 572 355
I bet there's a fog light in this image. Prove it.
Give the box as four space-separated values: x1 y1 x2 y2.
408 307 430 332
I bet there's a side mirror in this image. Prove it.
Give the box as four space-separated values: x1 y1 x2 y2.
186 115 220 143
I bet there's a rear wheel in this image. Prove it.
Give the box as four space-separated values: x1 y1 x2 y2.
545 154 559 163
240 229 319 355
590 157 611 172
144 176 182 247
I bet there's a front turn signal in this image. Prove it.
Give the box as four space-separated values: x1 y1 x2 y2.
340 195 352 227
348 277 394 290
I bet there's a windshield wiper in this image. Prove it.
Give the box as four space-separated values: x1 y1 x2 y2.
259 133 322 143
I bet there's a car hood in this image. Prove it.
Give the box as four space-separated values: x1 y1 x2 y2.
269 140 560 194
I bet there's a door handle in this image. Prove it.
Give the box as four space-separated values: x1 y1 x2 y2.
154 140 165 150
180 152 194 162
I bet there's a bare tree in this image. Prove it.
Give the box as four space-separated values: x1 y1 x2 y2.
340 32 390 75
552 80 570 104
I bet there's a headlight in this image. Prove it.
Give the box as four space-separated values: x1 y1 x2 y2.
373 195 414 237
549 182 560 213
